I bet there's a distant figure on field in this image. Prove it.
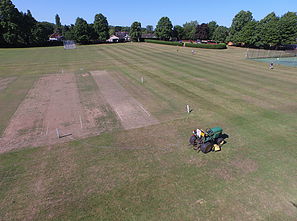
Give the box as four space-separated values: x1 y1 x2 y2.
269 62 274 69
192 50 196 55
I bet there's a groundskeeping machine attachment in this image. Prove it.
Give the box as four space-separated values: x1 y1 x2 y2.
189 127 226 153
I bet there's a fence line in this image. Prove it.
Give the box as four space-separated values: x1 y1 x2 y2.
246 49 297 59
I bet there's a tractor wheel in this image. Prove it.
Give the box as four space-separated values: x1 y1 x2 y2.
216 138 225 146
189 135 197 146
200 142 213 153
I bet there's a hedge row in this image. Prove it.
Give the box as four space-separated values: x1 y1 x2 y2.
0 41 64 48
185 43 227 49
144 39 183 46
144 39 227 49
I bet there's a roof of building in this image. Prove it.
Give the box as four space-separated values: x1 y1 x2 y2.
108 35 120 39
115 32 129 39
49 33 63 38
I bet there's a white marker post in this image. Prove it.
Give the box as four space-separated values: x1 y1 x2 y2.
45 126 49 135
79 115 83 129
141 76 144 84
56 128 60 138
186 105 190 114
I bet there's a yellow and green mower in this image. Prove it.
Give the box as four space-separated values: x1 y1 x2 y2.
189 127 227 153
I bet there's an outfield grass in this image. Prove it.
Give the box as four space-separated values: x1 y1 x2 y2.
0 43 296 220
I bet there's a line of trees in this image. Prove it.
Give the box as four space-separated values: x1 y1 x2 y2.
154 11 297 48
227 10 297 48
1 0 296 48
64 14 109 44
154 17 230 42
0 0 109 46
0 0 55 47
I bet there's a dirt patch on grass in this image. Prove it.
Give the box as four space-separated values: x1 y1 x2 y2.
0 73 109 153
212 168 234 180
231 157 258 174
91 70 159 130
0 75 50 152
193 77 207 82
187 155 207 167
0 77 16 91
212 157 257 180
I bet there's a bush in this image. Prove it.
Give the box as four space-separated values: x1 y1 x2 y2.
185 43 227 49
144 39 183 46
144 39 227 49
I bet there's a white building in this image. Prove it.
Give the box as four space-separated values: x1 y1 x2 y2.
106 35 120 43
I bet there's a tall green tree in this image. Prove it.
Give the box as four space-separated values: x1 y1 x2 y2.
33 21 55 42
55 14 62 33
278 12 297 45
172 25 184 40
228 10 253 42
63 24 75 40
109 26 115 36
255 12 280 48
235 20 258 46
121 26 130 32
74 17 90 44
208 21 218 40
129 21 142 42
212 26 229 42
20 10 37 45
183 21 198 40
155 17 173 40
88 23 98 41
93 13 109 42
0 21 4 46
146 25 153 33
0 0 22 46
196 23 209 40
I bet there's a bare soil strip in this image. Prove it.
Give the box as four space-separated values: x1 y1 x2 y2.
91 71 159 130
0 77 16 91
0 75 50 152
41 73 85 142
0 73 102 153
76 73 121 133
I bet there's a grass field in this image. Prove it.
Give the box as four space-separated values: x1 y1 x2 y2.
0 43 296 220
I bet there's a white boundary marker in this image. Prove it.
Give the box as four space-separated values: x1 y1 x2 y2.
186 105 190 114
56 128 60 138
115 110 123 121
141 76 144 84
45 126 49 135
139 104 151 117
79 115 83 129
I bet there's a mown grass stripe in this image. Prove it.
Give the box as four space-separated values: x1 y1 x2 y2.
110 44 293 109
143 43 297 81
104 44 297 139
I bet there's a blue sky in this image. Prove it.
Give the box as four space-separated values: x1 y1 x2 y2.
13 0 296 28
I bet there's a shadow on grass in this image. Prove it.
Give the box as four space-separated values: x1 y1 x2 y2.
290 201 297 209
221 133 229 139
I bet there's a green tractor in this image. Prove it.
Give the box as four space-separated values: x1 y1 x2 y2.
189 127 226 153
